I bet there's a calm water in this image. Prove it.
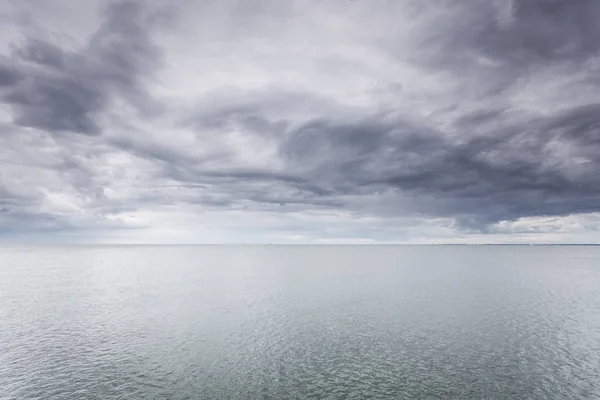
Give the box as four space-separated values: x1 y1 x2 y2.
1 246 599 399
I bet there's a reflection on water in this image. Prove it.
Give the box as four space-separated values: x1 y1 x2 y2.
1 246 599 399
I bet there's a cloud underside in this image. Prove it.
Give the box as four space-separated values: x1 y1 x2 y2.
2 0 600 243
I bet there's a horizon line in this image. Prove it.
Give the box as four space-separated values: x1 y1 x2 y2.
1 243 600 247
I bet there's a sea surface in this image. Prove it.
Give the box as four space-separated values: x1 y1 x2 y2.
1 245 599 399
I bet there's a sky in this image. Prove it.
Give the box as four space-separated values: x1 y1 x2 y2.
1 0 600 244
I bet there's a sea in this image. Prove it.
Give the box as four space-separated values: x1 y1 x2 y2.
1 245 599 399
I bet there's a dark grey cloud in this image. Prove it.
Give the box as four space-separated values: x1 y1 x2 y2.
0 0 163 135
0 58 20 86
418 0 600 65
271 102 600 229
511 0 600 61
171 96 600 233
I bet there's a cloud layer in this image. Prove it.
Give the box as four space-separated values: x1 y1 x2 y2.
1 0 600 243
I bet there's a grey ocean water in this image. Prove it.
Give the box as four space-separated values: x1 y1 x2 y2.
1 246 600 399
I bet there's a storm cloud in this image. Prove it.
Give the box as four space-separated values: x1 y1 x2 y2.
1 0 600 243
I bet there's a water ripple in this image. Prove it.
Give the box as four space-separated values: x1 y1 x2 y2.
1 245 600 399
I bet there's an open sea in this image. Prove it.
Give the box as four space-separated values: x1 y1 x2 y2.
1 245 599 399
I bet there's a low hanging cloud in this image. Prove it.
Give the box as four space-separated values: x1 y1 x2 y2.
1 0 600 243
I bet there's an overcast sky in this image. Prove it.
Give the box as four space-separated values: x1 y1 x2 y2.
1 0 600 244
